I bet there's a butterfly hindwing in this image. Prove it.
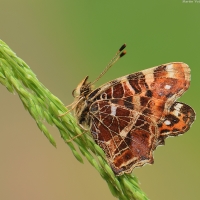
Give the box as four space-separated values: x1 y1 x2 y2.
90 100 157 175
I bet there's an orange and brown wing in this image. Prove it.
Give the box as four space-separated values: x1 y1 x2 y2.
88 62 194 175
89 100 157 175
88 62 191 121
157 102 195 146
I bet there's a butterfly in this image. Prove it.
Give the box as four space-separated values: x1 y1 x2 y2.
61 44 195 176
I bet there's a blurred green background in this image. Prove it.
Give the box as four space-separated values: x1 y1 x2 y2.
0 1 199 200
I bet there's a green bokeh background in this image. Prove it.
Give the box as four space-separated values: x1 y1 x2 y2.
0 1 199 200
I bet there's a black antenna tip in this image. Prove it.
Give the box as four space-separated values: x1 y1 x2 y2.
120 50 126 58
119 44 126 52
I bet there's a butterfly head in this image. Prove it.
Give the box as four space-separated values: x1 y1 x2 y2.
72 76 92 98
72 76 92 125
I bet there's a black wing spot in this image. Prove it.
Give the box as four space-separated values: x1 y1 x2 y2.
124 101 134 109
145 90 152 97
88 88 100 99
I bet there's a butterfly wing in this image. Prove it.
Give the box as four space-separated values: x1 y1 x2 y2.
88 62 191 120
157 102 195 146
88 62 195 175
90 100 157 175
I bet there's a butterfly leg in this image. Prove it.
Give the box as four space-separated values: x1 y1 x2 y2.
66 124 89 143
66 131 85 143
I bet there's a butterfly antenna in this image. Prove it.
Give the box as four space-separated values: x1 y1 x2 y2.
90 44 126 85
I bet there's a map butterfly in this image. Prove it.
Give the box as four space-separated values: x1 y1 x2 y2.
62 44 195 176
